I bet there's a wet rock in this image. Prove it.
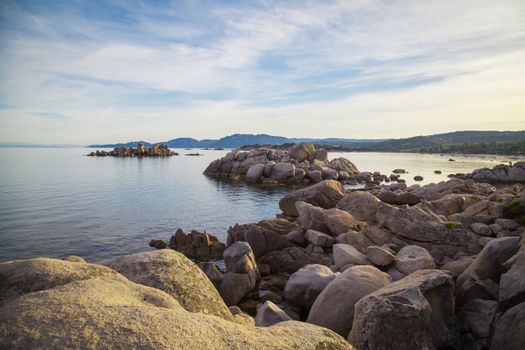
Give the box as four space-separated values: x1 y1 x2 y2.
149 239 167 249
413 175 424 181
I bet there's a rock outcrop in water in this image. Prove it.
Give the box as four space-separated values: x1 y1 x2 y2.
203 142 377 185
87 143 178 157
454 161 525 183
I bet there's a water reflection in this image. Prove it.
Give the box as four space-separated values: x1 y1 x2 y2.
0 148 521 263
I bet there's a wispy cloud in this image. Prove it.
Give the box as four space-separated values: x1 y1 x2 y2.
0 0 524 143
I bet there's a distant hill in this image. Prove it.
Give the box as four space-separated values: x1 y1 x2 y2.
88 134 381 149
346 131 525 153
86 130 525 155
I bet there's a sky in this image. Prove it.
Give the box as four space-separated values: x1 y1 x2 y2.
0 0 524 144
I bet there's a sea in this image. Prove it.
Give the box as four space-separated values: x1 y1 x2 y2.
0 148 521 263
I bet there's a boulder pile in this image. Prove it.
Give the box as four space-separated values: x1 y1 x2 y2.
203 142 374 185
198 175 525 349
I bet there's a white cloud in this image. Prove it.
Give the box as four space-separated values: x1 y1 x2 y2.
0 0 524 143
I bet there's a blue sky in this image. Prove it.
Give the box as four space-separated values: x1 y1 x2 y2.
0 0 524 144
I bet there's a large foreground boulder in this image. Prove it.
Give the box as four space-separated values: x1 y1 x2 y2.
109 250 233 320
279 180 345 217
307 265 391 337
0 276 354 350
0 257 123 306
349 269 460 350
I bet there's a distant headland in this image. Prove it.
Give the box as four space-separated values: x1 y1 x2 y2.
88 130 525 155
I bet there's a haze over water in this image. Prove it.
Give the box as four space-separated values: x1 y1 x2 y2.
0 147 520 263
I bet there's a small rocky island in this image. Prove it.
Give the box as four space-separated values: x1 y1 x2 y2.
204 142 390 185
86 143 178 157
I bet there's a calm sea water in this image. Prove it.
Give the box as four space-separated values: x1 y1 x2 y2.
0 148 521 263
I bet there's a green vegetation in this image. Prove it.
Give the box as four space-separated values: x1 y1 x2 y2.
437 140 525 155
444 221 462 229
502 200 525 225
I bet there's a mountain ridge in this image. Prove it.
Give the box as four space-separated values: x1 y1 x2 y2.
87 131 525 151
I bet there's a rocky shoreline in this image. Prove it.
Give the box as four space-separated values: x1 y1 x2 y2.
86 143 178 157
1 162 525 349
